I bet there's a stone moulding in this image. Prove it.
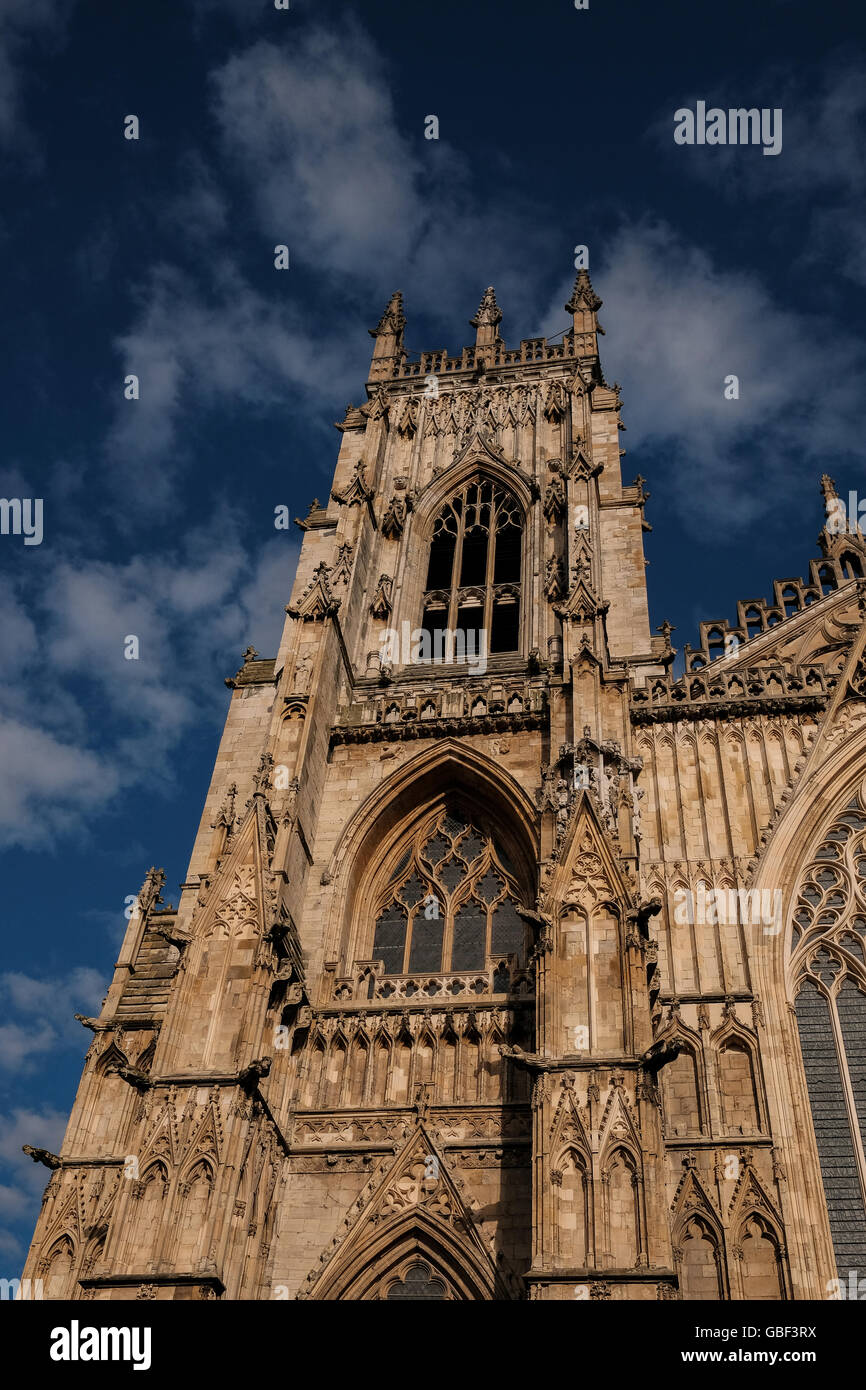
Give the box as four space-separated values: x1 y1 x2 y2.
330 709 543 745
630 694 827 727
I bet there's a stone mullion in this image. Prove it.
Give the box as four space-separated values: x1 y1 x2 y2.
721 730 757 995
645 732 665 865
754 719 775 823
637 1085 671 1269
633 1168 647 1266
773 716 793 784
667 712 699 986
449 488 467 633
703 1023 724 1141
598 1167 611 1267
586 912 598 1053
585 1078 600 1269
691 723 713 867
483 494 496 642
731 727 760 851
337 1022 357 1108
360 1027 376 1107
706 734 733 996
712 725 737 866
669 728 689 872
697 1010 714 1137
530 1079 548 1272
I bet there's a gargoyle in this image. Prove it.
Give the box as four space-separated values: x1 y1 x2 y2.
635 896 663 937
23 1146 61 1170
498 1044 544 1069
641 1037 682 1076
238 1057 272 1093
109 1064 151 1091
152 923 192 951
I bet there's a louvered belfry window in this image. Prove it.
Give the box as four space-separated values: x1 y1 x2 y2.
371 807 526 978
423 478 522 656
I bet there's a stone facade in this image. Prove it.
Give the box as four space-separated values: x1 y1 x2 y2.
22 279 866 1300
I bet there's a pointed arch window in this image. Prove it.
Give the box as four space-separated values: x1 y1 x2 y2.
790 793 866 1279
422 477 522 657
370 806 528 985
385 1260 449 1300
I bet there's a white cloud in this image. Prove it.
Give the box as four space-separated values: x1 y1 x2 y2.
0 968 105 1073
208 29 555 327
0 521 300 847
0 717 116 844
542 220 865 531
0 1104 68 1263
212 31 424 275
108 260 363 506
656 58 866 287
104 22 560 507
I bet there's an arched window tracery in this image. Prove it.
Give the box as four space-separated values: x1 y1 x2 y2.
385 1259 450 1300
369 805 528 991
790 791 866 1278
422 477 523 657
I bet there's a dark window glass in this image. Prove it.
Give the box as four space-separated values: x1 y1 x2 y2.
490 600 519 653
460 526 488 586
458 830 485 863
426 530 456 590
494 523 522 583
372 906 407 975
477 869 503 904
492 962 510 993
796 979 866 1279
408 914 445 972
491 899 526 964
452 902 487 970
398 874 428 907
422 479 523 659
421 832 450 866
455 603 484 647
438 858 465 892
386 1262 447 1300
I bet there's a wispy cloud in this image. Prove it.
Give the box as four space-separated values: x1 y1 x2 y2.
542 219 865 532
0 1104 69 1263
107 260 363 507
0 0 74 155
654 57 866 287
0 517 299 847
209 27 556 328
0 968 105 1073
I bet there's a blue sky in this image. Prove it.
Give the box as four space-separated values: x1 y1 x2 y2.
1 0 864 1266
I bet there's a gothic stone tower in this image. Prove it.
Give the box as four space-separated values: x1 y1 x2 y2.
23 279 866 1301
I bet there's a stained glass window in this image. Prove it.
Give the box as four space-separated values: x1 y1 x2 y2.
791 795 866 1279
370 806 526 984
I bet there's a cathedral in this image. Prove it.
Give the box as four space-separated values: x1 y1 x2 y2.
22 275 866 1301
